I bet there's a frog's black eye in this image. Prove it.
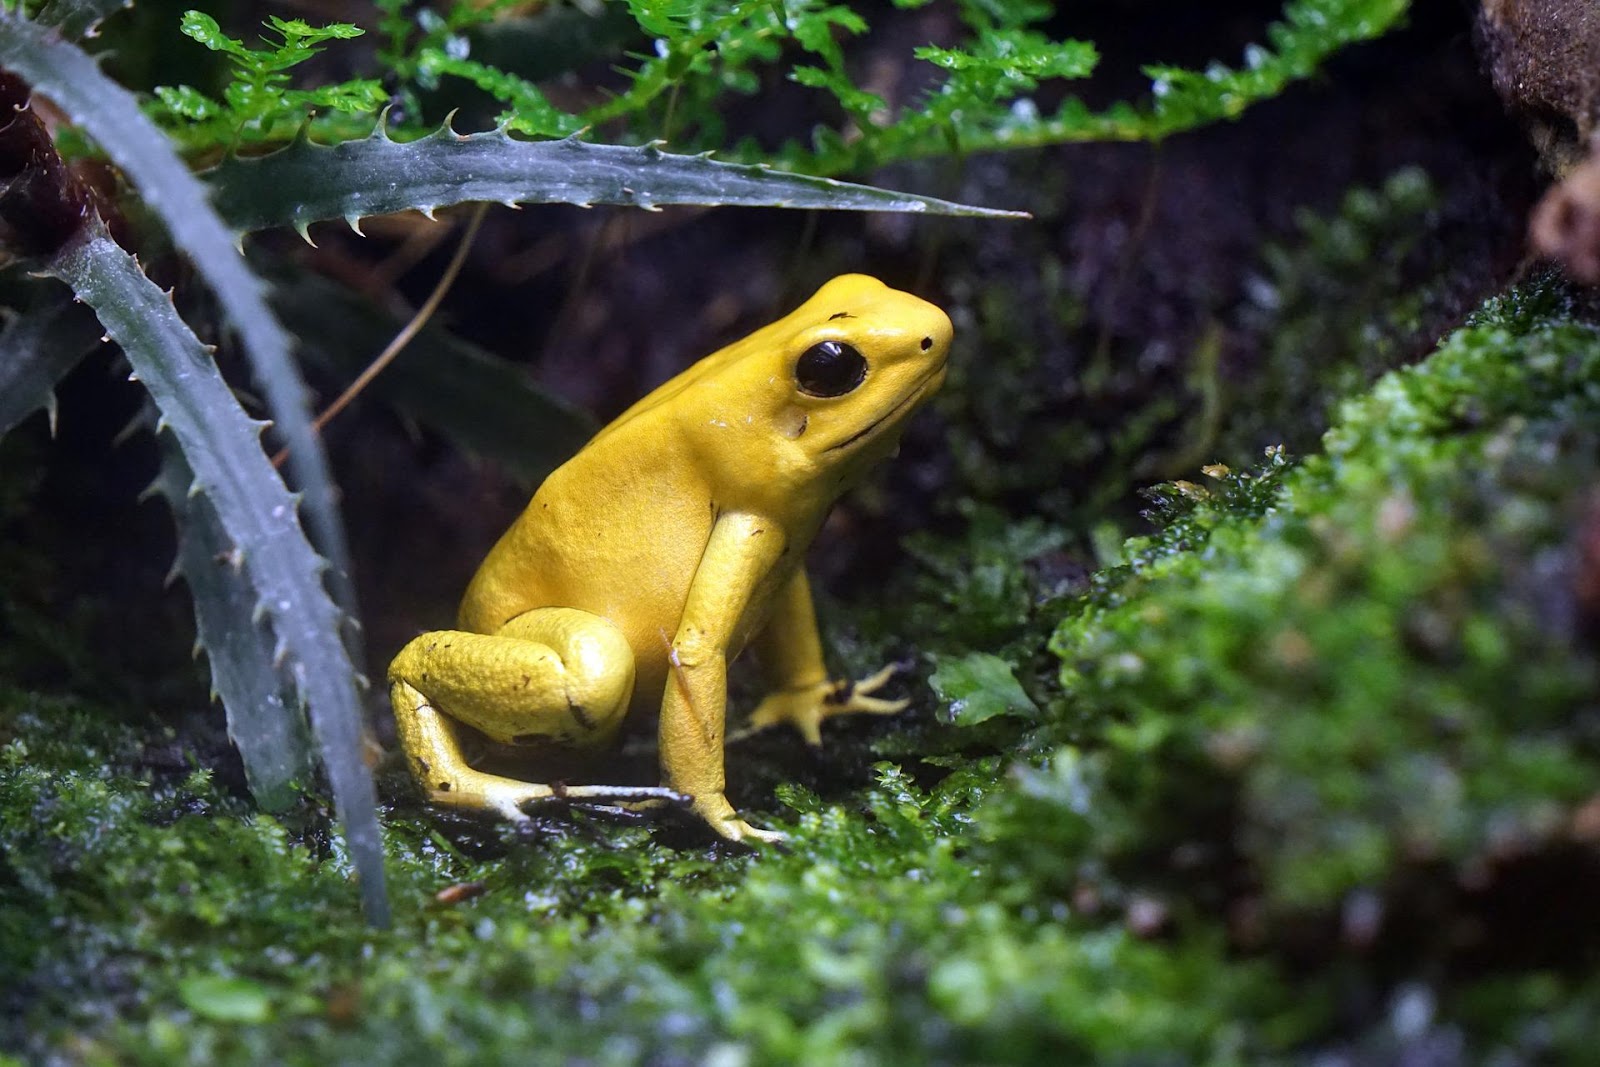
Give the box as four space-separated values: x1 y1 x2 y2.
795 340 867 397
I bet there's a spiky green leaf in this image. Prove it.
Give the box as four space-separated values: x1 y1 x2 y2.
153 443 312 812
0 289 102 438
32 0 128 38
204 124 1025 236
45 222 388 926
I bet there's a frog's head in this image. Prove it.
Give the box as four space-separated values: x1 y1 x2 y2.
764 274 952 476
655 274 951 511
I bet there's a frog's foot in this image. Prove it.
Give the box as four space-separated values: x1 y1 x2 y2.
433 776 688 822
394 671 688 821
691 793 787 845
740 663 909 746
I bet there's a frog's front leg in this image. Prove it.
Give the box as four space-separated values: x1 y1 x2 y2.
741 570 908 746
389 606 684 821
658 512 789 844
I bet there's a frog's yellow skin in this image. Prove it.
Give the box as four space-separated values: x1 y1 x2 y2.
388 275 952 842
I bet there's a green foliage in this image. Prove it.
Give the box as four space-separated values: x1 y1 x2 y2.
0 0 1015 935
578 0 1409 173
10 2 1555 1057
144 0 1412 176
151 12 385 146
1132 0 1406 137
415 51 582 138
902 503 1068 651
178 976 274 1024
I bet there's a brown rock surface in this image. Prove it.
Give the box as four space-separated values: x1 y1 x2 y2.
1477 0 1600 174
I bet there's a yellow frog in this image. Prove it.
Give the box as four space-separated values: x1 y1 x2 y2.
388 275 952 842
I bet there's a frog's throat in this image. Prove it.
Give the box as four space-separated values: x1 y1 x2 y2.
822 360 946 455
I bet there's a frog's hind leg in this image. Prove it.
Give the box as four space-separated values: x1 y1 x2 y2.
388 607 683 821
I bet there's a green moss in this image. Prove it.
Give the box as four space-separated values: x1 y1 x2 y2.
1009 273 1600 1049
0 704 1279 1064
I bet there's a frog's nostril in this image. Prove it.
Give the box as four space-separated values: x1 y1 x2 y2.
920 337 933 351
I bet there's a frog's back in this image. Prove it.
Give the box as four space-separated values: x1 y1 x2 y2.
456 406 714 660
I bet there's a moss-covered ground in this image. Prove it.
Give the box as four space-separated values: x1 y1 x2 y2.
3 275 1599 1063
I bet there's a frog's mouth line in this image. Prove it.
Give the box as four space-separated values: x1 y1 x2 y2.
823 360 946 454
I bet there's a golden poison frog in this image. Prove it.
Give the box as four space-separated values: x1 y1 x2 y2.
388 275 952 842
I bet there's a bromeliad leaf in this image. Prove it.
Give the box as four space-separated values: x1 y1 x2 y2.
204 123 1026 237
0 290 103 439
33 0 129 39
154 444 311 813
44 221 389 926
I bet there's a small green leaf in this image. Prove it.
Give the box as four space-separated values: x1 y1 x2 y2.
301 79 389 115
624 0 699 39
929 652 1039 727
153 84 221 121
791 66 888 117
915 34 1097 81
418 51 585 137
178 975 272 1023
265 14 363 44
179 10 250 59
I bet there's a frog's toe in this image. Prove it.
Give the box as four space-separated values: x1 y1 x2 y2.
492 799 535 823
453 780 556 822
692 794 786 844
850 694 910 716
796 717 824 747
852 662 905 696
725 819 788 845
822 666 911 718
